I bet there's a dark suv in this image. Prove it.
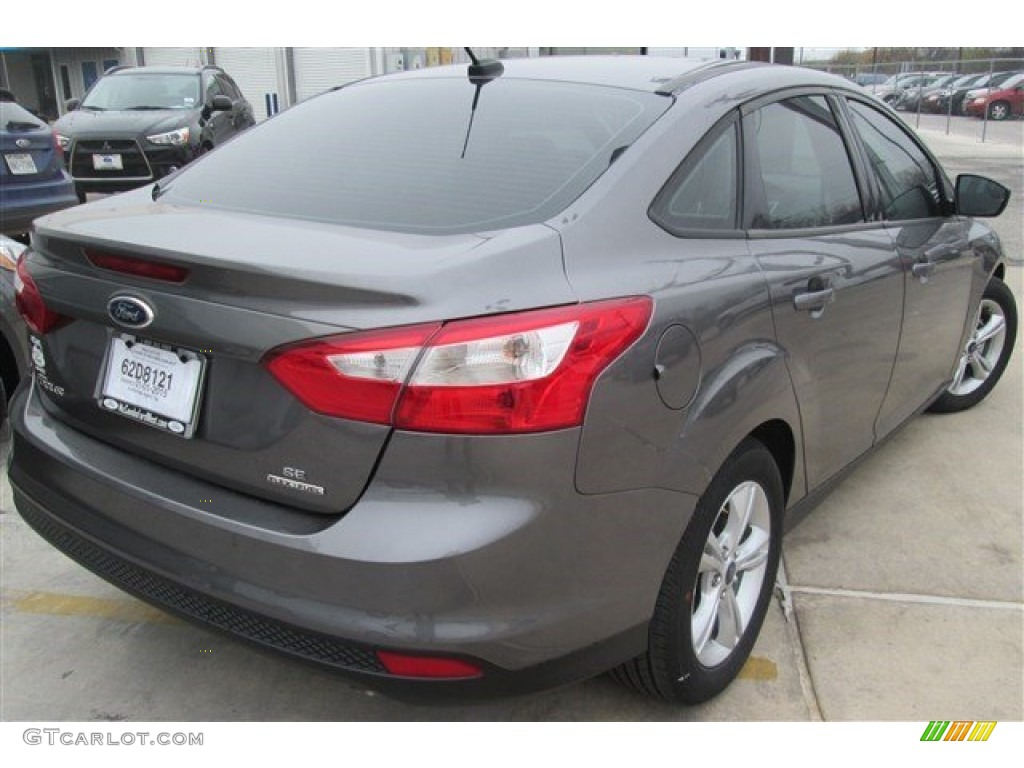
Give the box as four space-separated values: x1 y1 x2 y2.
53 65 254 199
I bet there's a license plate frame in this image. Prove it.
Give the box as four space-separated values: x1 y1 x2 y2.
96 333 207 438
5 153 37 175
92 153 124 171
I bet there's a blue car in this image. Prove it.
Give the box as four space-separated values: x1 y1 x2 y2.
1 100 78 236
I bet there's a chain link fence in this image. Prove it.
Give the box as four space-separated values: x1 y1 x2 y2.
799 58 1024 141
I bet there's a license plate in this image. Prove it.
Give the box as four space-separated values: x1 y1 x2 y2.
93 153 123 171
98 334 206 438
5 153 37 175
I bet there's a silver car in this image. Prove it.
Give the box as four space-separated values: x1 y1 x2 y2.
9 57 1016 704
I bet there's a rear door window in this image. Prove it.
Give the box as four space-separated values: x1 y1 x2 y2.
745 95 865 230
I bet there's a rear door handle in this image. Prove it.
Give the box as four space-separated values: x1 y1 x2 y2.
793 288 835 313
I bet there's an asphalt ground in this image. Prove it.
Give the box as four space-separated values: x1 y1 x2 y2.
1 117 1021 722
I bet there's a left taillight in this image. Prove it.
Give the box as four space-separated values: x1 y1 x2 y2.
266 297 653 434
15 256 70 335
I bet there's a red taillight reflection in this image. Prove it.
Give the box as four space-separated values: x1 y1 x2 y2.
15 257 70 335
376 651 483 679
85 250 190 283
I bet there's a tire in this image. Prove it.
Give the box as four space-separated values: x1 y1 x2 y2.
75 185 86 204
929 278 1017 413
611 438 784 704
987 101 1010 121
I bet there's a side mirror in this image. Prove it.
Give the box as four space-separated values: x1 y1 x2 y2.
209 94 233 112
956 174 1010 217
65 98 80 112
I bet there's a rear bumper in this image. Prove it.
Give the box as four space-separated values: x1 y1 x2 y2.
9 382 695 697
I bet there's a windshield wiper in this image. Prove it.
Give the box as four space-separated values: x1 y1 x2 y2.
82 105 105 111
126 105 168 111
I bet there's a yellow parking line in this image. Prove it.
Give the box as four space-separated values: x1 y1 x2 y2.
738 656 778 681
10 590 180 625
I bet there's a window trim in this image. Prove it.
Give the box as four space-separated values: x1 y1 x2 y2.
648 109 746 240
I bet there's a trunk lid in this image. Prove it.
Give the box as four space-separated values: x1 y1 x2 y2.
27 193 576 513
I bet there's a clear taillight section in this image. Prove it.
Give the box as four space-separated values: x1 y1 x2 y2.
266 297 652 434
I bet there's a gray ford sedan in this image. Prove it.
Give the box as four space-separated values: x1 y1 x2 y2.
9 56 1016 704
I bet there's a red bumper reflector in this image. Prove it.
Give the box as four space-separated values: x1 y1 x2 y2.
376 651 483 679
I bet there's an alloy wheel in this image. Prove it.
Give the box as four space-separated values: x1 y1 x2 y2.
948 298 1007 397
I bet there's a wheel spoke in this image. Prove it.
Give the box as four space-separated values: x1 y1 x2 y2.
972 351 993 376
718 588 745 649
700 548 724 575
734 527 770 572
692 588 721 656
975 314 1005 346
724 484 756 548
949 353 969 391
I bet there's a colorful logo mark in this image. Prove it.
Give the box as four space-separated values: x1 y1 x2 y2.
921 721 997 742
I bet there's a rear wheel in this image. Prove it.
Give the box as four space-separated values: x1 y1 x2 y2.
929 278 1017 413
611 438 783 703
987 101 1010 121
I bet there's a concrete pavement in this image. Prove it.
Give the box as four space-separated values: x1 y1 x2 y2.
1 122 1021 722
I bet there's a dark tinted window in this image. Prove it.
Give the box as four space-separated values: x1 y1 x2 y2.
651 121 738 233
218 75 243 101
847 100 942 220
162 78 669 234
747 96 864 229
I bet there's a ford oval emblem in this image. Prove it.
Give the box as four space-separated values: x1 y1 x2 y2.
16 138 31 149
107 296 155 329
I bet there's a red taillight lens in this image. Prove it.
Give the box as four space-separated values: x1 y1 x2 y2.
376 651 483 679
85 250 190 283
14 257 70 335
265 297 652 434
52 129 63 161
397 297 652 433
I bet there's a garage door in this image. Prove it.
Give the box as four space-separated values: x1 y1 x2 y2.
293 47 372 102
141 47 203 67
212 47 282 121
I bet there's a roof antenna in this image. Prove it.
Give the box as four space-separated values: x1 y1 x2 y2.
461 48 504 159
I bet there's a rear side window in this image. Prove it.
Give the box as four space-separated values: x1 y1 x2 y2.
162 78 669 234
651 119 739 234
847 100 942 220
746 96 864 230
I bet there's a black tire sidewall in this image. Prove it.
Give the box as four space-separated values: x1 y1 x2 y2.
930 279 1017 414
649 439 784 704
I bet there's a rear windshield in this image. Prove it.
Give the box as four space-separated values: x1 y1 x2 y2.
82 73 201 111
1 102 46 131
162 77 669 234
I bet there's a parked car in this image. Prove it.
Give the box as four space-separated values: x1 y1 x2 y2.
853 72 888 89
870 71 946 105
1 100 79 236
53 65 255 201
895 73 959 112
11 57 1016 704
922 73 987 113
0 235 30 401
964 72 1024 120
956 71 1023 115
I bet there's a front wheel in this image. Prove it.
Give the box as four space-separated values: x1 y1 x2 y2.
929 278 1017 413
611 438 783 704
987 101 1010 121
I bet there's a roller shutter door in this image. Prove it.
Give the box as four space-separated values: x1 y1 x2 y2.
212 47 282 121
141 47 203 67
293 47 372 102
